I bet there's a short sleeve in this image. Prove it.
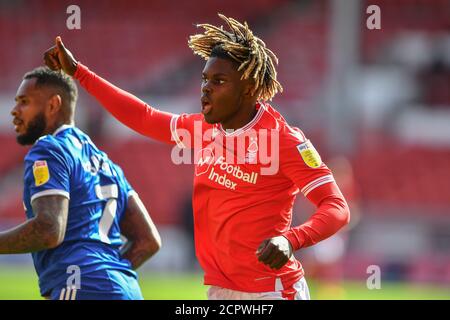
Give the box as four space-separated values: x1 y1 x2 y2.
112 162 135 198
24 138 71 203
280 126 335 197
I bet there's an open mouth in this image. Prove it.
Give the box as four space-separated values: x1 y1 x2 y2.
201 97 212 115
13 119 23 132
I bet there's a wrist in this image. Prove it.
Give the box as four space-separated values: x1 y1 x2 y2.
282 229 303 251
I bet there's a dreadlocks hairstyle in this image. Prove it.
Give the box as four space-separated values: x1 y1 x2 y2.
188 13 283 101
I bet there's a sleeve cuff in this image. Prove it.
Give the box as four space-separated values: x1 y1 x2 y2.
282 229 305 251
127 190 137 198
73 61 87 80
31 189 70 203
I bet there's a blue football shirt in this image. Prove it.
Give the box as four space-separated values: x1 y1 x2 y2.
22 125 138 296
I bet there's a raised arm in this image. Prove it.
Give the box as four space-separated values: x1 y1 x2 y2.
43 37 176 144
119 193 161 270
0 195 68 253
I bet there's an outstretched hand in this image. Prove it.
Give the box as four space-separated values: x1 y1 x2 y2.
256 236 293 270
43 36 78 76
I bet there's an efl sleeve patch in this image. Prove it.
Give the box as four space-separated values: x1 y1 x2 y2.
296 140 322 168
33 160 50 186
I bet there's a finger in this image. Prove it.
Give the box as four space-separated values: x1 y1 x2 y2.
257 243 276 263
43 55 59 70
256 239 269 255
270 254 288 270
55 36 65 52
263 247 283 266
43 46 57 60
48 53 61 69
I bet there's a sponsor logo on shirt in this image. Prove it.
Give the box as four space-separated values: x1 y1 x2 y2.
207 156 258 190
297 140 322 168
33 160 50 186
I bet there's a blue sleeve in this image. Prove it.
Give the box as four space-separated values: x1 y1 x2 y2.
113 163 134 197
24 137 72 202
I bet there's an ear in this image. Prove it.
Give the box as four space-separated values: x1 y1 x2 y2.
243 79 256 98
46 94 62 116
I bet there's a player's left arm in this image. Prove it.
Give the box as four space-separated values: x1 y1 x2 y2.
257 183 350 270
257 132 350 270
0 195 68 254
119 193 161 269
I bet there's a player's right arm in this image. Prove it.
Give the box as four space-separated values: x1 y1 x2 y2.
119 193 161 270
0 195 68 253
43 37 177 145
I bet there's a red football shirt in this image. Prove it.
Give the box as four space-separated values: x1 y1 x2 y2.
75 63 350 293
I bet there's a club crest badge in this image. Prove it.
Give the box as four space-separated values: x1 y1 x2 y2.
196 148 214 176
33 160 50 186
296 140 322 168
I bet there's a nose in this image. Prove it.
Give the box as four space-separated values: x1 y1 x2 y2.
201 80 211 94
11 103 19 117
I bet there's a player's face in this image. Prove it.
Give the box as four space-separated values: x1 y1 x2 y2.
201 57 252 128
11 78 48 145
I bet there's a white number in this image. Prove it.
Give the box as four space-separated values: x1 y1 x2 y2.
95 184 118 244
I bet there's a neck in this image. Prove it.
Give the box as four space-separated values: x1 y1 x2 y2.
221 102 258 131
46 119 74 136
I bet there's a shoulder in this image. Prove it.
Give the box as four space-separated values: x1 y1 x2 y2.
25 134 70 166
173 112 213 132
259 102 307 147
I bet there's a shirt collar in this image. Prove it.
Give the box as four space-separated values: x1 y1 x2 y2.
52 124 74 136
217 102 266 137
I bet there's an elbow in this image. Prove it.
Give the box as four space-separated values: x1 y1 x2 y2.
44 230 65 249
338 199 351 229
325 195 351 231
146 233 162 256
137 232 162 258
48 224 66 248
33 218 66 250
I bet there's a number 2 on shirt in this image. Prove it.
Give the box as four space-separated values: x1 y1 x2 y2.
95 184 118 244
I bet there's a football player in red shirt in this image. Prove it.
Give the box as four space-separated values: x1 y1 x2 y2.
44 14 350 300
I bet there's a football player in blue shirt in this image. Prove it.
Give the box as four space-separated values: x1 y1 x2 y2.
1 67 162 300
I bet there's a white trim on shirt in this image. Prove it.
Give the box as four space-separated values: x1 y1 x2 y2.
301 175 335 196
30 189 70 203
53 124 74 136
217 102 266 137
127 190 138 198
170 115 185 149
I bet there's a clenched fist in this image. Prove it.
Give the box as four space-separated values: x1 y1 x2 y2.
43 36 78 76
256 236 293 270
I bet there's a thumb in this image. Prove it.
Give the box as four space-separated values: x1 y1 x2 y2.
256 239 270 255
55 36 65 51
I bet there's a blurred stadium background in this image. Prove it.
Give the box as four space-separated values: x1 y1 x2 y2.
0 0 449 299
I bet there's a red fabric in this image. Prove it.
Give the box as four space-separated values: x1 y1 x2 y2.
282 182 350 251
74 63 350 293
75 63 175 144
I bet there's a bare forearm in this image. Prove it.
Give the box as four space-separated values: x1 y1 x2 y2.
121 241 158 270
0 195 68 254
0 218 59 254
120 194 162 269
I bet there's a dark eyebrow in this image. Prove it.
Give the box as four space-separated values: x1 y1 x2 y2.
15 95 27 101
202 72 229 77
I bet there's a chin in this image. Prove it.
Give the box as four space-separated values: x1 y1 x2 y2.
203 114 219 124
16 134 37 146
